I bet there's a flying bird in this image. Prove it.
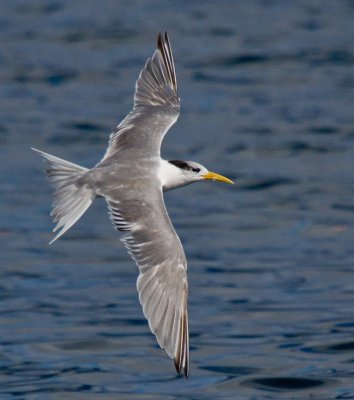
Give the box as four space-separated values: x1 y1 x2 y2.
32 32 233 377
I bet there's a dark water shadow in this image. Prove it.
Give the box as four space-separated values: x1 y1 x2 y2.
303 340 354 354
242 376 333 392
200 365 259 377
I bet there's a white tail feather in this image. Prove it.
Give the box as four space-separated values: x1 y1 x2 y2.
32 148 94 244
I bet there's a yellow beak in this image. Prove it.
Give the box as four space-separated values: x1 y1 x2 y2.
202 171 234 184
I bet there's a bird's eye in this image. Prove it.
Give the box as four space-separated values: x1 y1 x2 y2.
192 168 200 173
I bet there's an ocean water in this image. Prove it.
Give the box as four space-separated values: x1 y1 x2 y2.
1 1 354 399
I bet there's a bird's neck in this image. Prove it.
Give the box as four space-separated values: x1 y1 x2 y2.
158 159 192 191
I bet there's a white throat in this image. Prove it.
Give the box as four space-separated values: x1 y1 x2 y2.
158 159 194 191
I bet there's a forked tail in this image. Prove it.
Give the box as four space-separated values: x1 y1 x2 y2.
32 148 94 244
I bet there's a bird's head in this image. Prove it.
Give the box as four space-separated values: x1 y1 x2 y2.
162 160 234 191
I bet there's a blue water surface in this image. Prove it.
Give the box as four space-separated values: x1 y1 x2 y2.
1 1 354 399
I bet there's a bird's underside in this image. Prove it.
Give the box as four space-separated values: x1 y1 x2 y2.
33 31 234 377
33 32 190 376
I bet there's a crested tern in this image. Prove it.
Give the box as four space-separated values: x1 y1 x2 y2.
32 32 233 377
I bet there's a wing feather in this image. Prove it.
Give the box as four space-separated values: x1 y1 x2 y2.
106 185 189 377
101 32 180 161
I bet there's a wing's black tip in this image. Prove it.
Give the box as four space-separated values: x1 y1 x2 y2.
157 31 169 51
174 358 189 379
157 32 162 48
173 308 189 379
174 357 181 373
156 31 177 94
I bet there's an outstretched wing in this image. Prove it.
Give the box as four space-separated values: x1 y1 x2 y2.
101 32 180 162
105 183 189 377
